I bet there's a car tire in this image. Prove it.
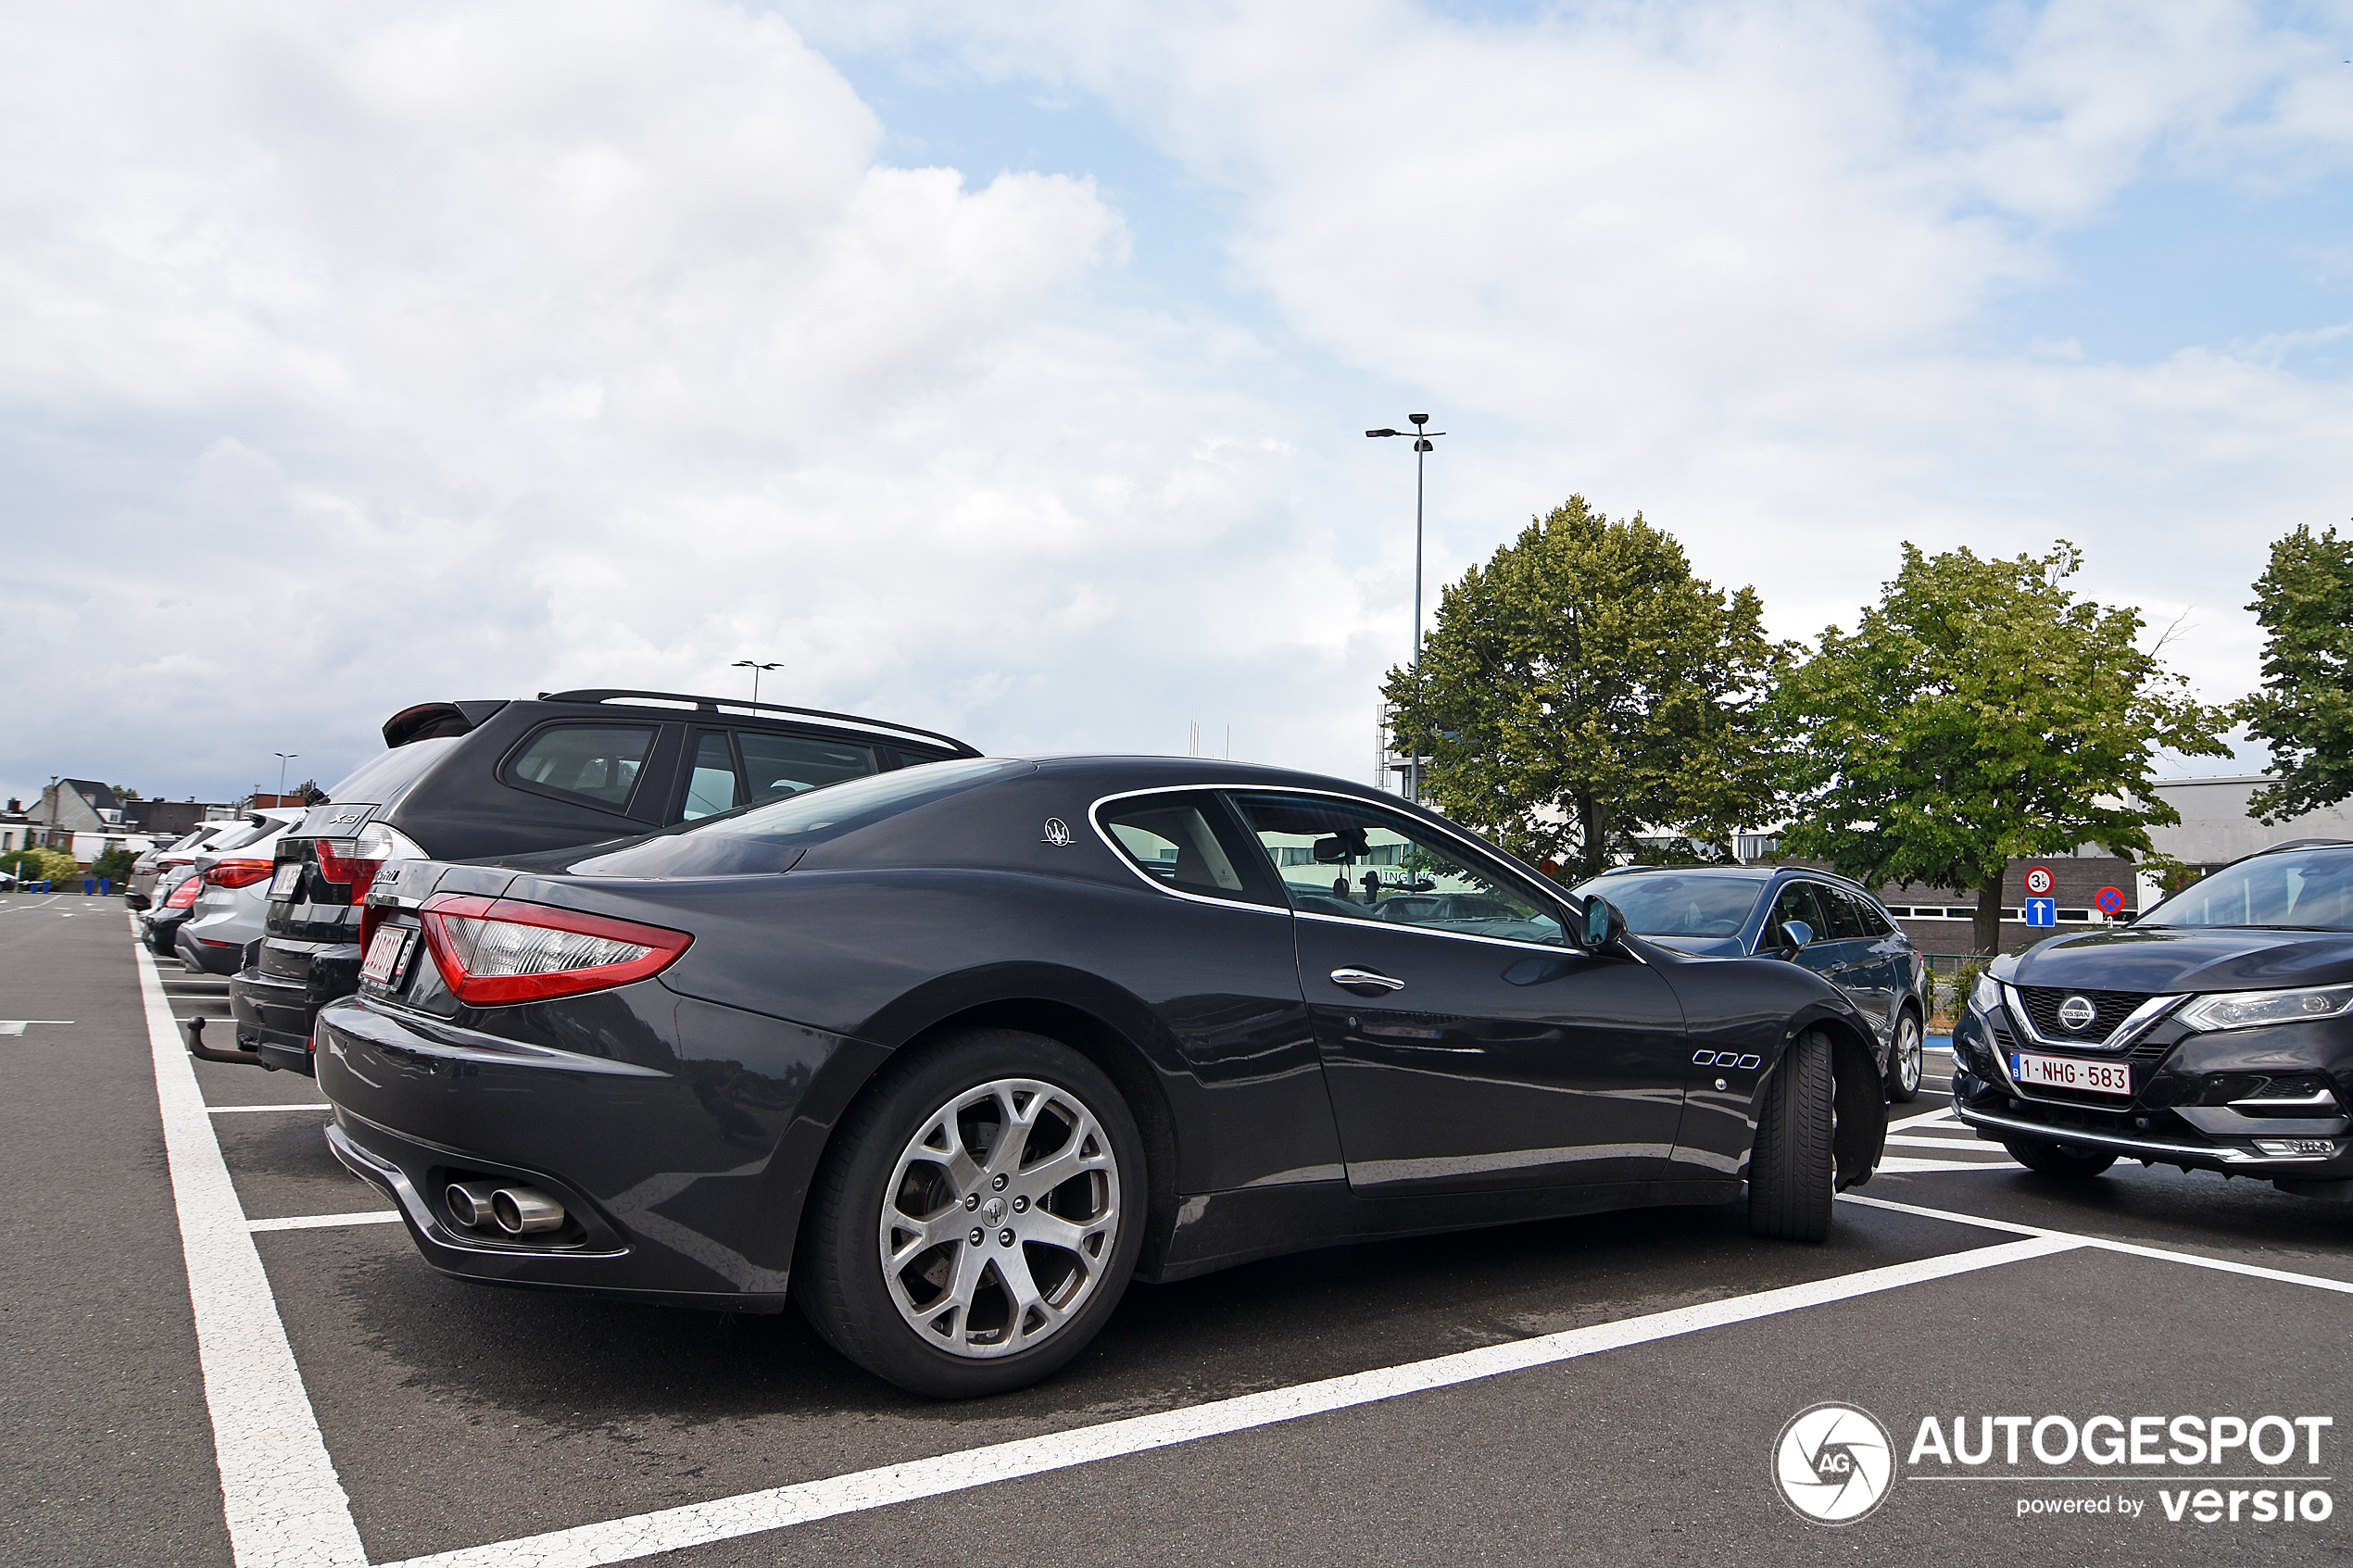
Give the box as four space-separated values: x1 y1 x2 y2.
795 1028 1147 1399
1748 1028 1835 1243
2001 1137 2117 1180
1886 1010 1925 1103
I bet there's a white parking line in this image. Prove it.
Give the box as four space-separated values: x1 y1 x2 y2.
1841 1192 2353 1296
1884 1135 1994 1151
132 929 370 1568
248 1211 403 1233
1888 1106 1961 1131
1877 1156 2024 1173
375 1234 2080 1568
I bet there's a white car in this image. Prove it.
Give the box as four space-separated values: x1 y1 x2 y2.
173 810 305 974
130 820 250 909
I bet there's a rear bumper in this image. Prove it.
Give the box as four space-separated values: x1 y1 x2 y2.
314 990 884 1308
174 930 246 976
230 966 320 1074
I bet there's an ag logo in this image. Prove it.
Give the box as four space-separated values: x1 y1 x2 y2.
1041 818 1073 847
1773 1402 1894 1524
2058 995 2097 1031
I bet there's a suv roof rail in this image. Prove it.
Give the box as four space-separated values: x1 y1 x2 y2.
2253 837 2353 854
535 689 983 758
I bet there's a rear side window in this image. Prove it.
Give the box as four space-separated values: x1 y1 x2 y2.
508 725 655 809
1098 794 1272 905
683 730 741 820
1817 884 1870 940
740 731 876 805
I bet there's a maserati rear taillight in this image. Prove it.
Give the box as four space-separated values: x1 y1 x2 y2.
417 894 691 1007
202 859 276 889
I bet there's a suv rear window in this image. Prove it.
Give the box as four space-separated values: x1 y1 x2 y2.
509 725 655 808
324 736 461 807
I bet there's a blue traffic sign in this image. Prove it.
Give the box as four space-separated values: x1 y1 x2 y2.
2024 897 2056 927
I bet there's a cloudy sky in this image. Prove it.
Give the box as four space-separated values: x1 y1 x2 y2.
4 0 2348 809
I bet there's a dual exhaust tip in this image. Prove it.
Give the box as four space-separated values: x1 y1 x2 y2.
446 1180 564 1236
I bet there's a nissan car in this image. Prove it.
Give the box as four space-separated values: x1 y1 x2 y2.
1953 838 2353 1200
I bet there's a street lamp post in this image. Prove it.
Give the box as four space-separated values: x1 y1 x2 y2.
274 752 298 802
1365 413 1446 801
731 659 781 707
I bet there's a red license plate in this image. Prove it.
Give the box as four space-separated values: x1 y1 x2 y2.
359 926 411 985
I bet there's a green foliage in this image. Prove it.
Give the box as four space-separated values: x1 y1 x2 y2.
2241 524 2353 823
1382 496 1784 881
2 847 80 884
1771 541 2233 952
112 784 144 801
2137 852 2205 899
90 847 139 880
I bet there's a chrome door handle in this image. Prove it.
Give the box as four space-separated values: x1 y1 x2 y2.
1330 967 1405 995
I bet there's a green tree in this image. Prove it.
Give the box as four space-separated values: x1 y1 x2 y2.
1773 542 2233 953
91 847 140 881
1381 496 1783 881
2241 523 2353 823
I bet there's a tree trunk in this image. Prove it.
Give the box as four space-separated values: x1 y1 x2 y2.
1576 793 1605 879
1972 865 2007 955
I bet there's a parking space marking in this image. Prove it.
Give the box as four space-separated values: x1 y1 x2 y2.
377 1234 2079 1568
1842 1191 2353 1296
1872 1151 2023 1165
1884 1135 1994 1150
248 1210 404 1233
133 929 371 1568
1888 1106 1960 1131
210 1103 335 1114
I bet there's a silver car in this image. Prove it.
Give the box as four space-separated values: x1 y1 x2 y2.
174 810 304 974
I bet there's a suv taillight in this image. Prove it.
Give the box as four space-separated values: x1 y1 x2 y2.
315 822 426 907
203 859 276 889
418 894 692 1007
164 877 203 909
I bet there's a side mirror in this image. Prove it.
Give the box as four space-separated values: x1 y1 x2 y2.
1773 919 1815 958
1582 896 1627 950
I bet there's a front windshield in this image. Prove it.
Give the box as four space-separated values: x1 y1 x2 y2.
1568 872 1767 937
568 758 1022 877
2142 848 2353 930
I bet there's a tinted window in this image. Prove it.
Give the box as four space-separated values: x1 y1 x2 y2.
568 759 1021 877
1818 884 1869 940
1098 795 1268 904
1568 872 1764 937
325 736 461 806
509 725 655 809
739 732 876 805
1230 792 1564 945
682 731 741 820
2144 848 2353 930
1768 882 1827 941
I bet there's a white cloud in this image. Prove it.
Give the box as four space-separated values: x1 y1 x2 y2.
0 0 1403 800
4 0 2348 809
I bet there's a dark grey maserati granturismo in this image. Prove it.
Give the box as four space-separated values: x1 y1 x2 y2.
315 757 1890 1397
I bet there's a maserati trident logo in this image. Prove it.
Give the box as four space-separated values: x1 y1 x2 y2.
1774 1403 1894 1524
1041 818 1073 847
980 1197 1006 1224
2058 996 2098 1032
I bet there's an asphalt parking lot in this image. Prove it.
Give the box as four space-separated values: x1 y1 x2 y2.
5 899 2349 1567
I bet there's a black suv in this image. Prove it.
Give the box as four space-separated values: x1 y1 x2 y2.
224 689 978 1073
1952 838 2353 1201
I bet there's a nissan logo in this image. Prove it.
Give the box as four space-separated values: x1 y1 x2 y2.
2057 995 2097 1032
